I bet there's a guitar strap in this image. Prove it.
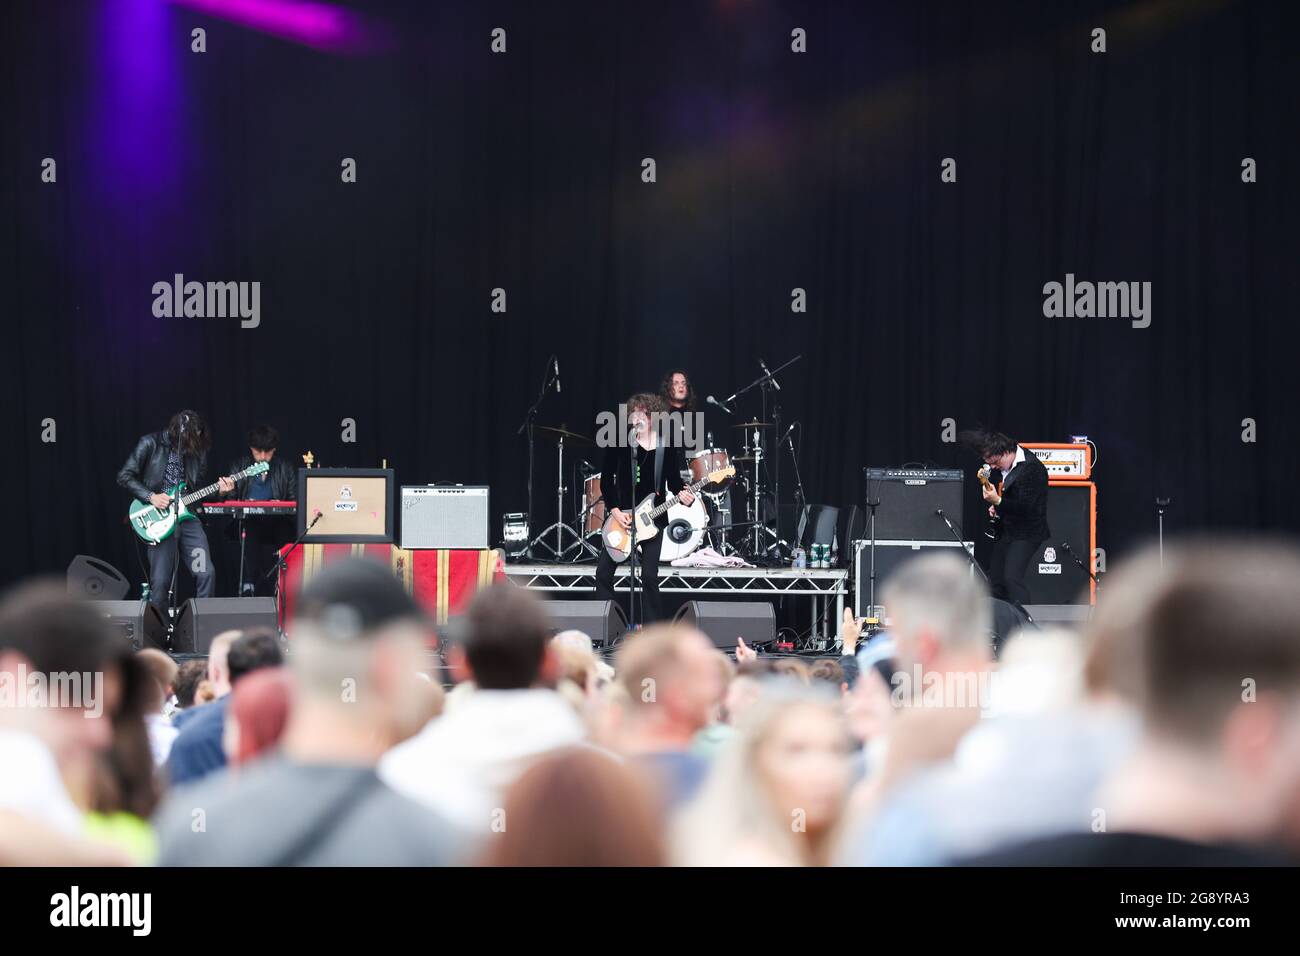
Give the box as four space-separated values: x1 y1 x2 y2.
654 439 664 497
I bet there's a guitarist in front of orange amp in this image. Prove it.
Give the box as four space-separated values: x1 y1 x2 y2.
117 410 235 611
596 393 696 624
960 427 1051 608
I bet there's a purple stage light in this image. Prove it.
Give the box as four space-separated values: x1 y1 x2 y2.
167 0 389 54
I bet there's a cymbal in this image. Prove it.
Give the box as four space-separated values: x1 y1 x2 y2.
733 454 763 462
733 420 774 429
534 425 592 445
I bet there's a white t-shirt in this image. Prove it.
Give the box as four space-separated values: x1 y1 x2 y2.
0 729 84 835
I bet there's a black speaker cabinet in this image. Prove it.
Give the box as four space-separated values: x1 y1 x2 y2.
544 599 629 646
92 600 168 651
1024 481 1097 606
673 600 776 649
853 539 975 616
67 555 130 600
173 597 278 655
862 468 964 541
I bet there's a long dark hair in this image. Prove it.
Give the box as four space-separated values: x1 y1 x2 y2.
659 369 697 412
166 410 212 456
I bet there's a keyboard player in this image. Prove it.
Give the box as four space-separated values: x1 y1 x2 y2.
218 424 297 595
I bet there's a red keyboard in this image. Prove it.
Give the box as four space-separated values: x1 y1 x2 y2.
204 500 297 516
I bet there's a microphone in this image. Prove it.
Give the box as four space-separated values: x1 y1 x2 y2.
706 395 733 414
553 357 561 394
781 422 797 445
760 359 781 391
935 508 946 517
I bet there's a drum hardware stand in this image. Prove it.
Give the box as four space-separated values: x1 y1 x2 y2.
517 355 560 560
530 431 588 560
720 357 801 564
784 422 808 562
704 490 738 555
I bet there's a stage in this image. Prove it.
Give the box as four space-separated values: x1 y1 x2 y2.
504 562 848 646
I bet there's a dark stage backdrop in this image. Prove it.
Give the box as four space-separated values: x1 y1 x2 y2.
3 0 1298 589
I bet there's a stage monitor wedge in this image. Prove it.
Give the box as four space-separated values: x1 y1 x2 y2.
173 597 278 655
674 600 776 649
297 468 395 544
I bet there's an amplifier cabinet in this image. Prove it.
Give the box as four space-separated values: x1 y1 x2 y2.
861 468 964 542
400 486 490 550
853 539 975 617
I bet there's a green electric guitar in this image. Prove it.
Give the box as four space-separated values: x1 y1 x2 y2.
127 461 269 544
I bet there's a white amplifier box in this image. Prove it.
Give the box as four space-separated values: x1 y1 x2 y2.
399 486 490 550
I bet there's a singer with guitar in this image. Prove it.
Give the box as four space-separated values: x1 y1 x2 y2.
596 393 696 624
960 428 1050 607
117 410 236 611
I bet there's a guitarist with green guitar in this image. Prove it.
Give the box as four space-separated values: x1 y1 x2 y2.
117 410 242 611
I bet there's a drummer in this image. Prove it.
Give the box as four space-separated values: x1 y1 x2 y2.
660 369 712 457
660 369 697 414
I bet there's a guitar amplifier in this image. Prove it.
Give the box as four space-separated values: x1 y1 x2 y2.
862 468 964 541
400 486 490 550
1024 481 1097 605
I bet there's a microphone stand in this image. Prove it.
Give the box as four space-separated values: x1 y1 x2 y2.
785 424 807 557
516 356 559 560
1060 541 1100 595
627 427 639 629
267 510 323 632
935 509 988 584
1155 497 1170 566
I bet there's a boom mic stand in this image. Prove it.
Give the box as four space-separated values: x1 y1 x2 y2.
935 508 988 584
266 509 324 632
517 356 559 560
1060 540 1100 594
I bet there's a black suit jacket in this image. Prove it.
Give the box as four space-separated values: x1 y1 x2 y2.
995 448 1051 541
117 432 208 503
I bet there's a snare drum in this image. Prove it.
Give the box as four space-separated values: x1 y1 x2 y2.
582 473 606 535
688 448 734 494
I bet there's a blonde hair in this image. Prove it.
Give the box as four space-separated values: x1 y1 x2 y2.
673 682 850 866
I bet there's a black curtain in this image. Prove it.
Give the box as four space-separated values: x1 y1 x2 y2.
3 0 1297 588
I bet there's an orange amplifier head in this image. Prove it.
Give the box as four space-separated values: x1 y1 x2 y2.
1023 442 1092 480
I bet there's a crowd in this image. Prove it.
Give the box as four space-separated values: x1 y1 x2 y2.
2 536 1300 867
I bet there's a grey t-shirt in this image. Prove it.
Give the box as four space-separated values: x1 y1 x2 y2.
155 757 460 866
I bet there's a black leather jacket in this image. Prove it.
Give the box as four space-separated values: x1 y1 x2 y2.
117 432 208 503
223 453 296 500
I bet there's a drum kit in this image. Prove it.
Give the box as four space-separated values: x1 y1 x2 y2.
521 354 805 565
527 419 787 564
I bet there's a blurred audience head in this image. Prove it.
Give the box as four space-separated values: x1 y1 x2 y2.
227 628 283 685
676 681 853 865
482 748 665 866
882 553 991 674
225 667 294 766
1104 540 1300 843
615 624 723 749
451 582 555 691
173 660 208 710
290 558 435 750
205 630 240 697
135 649 178 715
0 580 119 762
